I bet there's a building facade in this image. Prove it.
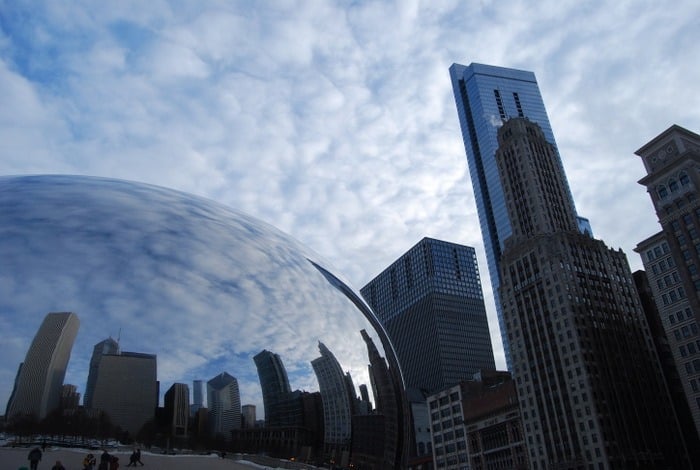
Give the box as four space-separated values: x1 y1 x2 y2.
449 63 589 368
254 349 293 427
496 118 688 468
6 312 80 421
207 372 241 439
634 124 700 440
91 351 158 436
361 237 495 394
84 337 119 409
164 382 189 438
427 371 526 470
311 341 353 451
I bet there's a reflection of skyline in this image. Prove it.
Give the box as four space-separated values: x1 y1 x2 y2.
0 175 385 416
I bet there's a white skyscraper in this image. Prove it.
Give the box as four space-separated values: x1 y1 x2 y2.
6 312 80 420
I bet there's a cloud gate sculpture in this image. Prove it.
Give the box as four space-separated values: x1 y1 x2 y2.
0 175 405 467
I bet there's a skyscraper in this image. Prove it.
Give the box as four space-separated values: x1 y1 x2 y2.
91 351 157 436
496 118 688 468
254 349 292 427
311 341 353 450
634 124 700 441
6 312 80 421
361 237 495 394
84 337 119 409
450 63 589 368
207 372 241 439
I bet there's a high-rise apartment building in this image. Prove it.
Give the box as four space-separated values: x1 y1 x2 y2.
634 124 700 440
361 237 495 394
241 404 256 428
450 63 590 368
6 312 80 421
91 351 157 436
84 337 119 409
496 118 688 468
207 372 241 439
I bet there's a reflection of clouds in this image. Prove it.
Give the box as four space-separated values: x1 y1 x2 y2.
0 175 390 412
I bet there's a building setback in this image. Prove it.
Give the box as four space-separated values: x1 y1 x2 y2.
449 62 590 368
91 351 157 436
361 237 495 394
634 124 700 444
496 118 688 468
6 312 80 421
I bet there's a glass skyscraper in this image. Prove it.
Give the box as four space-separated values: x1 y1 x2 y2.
449 63 589 367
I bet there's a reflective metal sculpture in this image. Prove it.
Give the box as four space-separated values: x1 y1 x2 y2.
0 175 404 466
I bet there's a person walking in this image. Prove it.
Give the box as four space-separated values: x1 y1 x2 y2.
134 449 144 466
51 461 65 470
27 447 42 470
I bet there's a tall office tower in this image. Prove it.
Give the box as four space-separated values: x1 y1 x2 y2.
6 312 79 421
361 237 495 394
450 63 590 368
634 125 700 441
190 379 205 415
60 384 80 410
241 404 256 429
84 337 119 409
207 372 241 439
164 383 190 438
91 351 157 436
311 341 353 450
496 118 688 468
254 349 292 427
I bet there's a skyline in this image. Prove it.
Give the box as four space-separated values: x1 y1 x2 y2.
1 2 700 370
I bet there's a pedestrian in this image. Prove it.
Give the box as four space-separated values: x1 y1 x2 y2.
51 461 65 470
109 456 119 470
27 447 42 470
134 449 144 466
99 450 111 470
83 453 96 470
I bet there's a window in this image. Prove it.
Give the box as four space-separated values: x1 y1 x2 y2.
658 186 669 199
670 179 679 192
680 172 690 186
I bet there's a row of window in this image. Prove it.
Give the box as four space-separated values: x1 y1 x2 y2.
660 286 686 305
684 358 700 375
646 242 671 262
669 307 694 324
680 339 700 358
673 322 699 341
656 171 691 199
650 255 676 275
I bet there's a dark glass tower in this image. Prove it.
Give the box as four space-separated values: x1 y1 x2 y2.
253 349 292 427
361 237 495 394
449 63 589 368
496 117 688 468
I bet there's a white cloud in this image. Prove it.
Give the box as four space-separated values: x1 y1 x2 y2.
1 0 699 382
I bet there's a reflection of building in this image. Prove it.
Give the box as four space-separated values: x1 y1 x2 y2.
191 379 205 415
449 63 590 368
311 341 353 453
496 118 689 468
61 384 81 411
352 330 401 469
84 337 119 409
634 125 700 446
6 312 80 421
91 351 158 436
254 349 292 427
427 371 526 470
241 404 256 429
164 383 189 438
207 372 241 439
361 237 495 394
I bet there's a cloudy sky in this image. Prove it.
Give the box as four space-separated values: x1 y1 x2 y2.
1 1 700 370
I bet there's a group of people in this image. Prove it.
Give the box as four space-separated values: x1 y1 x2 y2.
26 446 144 470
